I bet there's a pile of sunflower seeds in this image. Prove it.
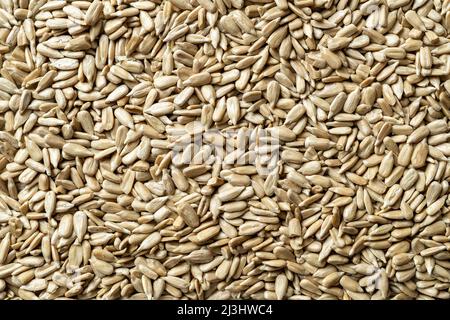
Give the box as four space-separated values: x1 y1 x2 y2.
0 0 449 300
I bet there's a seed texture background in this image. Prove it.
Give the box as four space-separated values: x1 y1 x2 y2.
0 0 450 300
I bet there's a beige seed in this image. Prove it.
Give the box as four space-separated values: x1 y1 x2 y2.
178 203 200 228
